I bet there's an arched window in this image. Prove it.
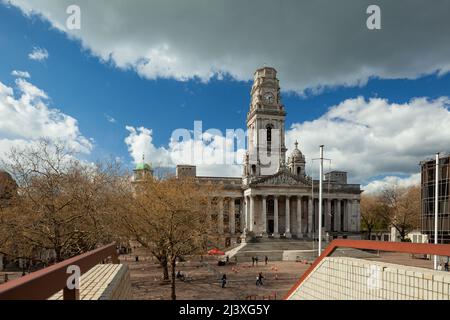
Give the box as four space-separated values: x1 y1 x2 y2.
266 125 272 142
297 167 301 175
251 165 256 175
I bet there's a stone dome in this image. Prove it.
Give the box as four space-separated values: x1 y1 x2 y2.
290 141 305 161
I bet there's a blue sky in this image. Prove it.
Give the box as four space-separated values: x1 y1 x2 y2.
1 1 450 191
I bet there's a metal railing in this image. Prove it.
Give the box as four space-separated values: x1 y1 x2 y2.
0 243 119 300
284 239 450 300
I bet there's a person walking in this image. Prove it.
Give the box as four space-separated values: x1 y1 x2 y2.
221 274 227 288
252 256 255 266
444 261 449 272
255 256 259 266
256 272 264 286
265 256 268 265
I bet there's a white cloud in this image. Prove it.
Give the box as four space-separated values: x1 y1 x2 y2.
6 0 450 93
28 47 49 62
124 126 171 168
362 173 421 194
124 126 244 177
105 114 116 123
125 96 450 180
11 70 31 78
0 77 92 159
285 96 450 183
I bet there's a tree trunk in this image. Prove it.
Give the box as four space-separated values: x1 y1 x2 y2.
170 257 176 300
367 227 372 240
161 256 169 280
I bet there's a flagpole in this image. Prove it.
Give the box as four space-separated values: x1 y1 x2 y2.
434 152 439 270
318 145 324 256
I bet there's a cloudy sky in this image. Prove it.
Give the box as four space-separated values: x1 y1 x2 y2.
1 0 450 192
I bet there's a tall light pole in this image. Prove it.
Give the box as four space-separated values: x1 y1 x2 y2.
318 145 324 256
434 152 439 270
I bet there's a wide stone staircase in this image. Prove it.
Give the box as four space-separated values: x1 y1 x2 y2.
232 238 316 262
231 237 378 262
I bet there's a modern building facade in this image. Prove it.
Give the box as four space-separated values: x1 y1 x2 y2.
420 154 450 244
135 67 362 246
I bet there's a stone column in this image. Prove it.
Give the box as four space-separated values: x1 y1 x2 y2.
346 200 352 232
229 198 235 235
355 200 361 232
335 199 341 232
285 196 291 238
249 195 254 232
325 199 331 232
352 199 359 232
297 196 302 238
239 198 244 233
308 197 313 237
218 197 224 234
274 196 279 238
243 197 248 232
262 196 267 237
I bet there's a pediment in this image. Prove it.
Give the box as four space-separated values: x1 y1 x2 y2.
250 170 311 187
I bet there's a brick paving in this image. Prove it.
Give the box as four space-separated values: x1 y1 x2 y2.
121 250 309 300
121 247 450 300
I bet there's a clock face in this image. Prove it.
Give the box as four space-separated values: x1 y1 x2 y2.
263 92 275 104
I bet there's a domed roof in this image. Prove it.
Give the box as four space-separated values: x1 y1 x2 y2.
134 154 152 171
135 162 152 171
290 141 304 160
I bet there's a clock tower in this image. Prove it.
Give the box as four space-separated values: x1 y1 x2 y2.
244 67 287 179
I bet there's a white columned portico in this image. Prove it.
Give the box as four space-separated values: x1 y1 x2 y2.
297 197 302 238
218 197 224 234
274 196 279 238
262 196 267 237
285 196 291 238
229 198 235 235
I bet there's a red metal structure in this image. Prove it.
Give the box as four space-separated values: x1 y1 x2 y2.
0 243 119 300
284 239 450 300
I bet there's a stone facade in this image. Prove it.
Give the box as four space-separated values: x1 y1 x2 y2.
180 67 361 246
138 67 362 246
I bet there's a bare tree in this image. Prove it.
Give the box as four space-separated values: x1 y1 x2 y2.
114 174 219 300
380 185 421 241
0 139 120 264
360 194 389 239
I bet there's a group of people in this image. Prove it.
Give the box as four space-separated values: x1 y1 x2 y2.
220 272 265 288
251 255 269 266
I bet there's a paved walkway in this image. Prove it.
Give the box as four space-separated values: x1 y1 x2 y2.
121 249 309 300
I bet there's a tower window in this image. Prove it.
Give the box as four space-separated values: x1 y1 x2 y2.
266 125 272 142
297 167 301 175
251 165 256 175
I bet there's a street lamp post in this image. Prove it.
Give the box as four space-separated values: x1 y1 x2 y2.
318 145 324 256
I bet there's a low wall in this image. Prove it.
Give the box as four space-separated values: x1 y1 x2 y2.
282 250 316 261
49 264 131 300
289 257 450 300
